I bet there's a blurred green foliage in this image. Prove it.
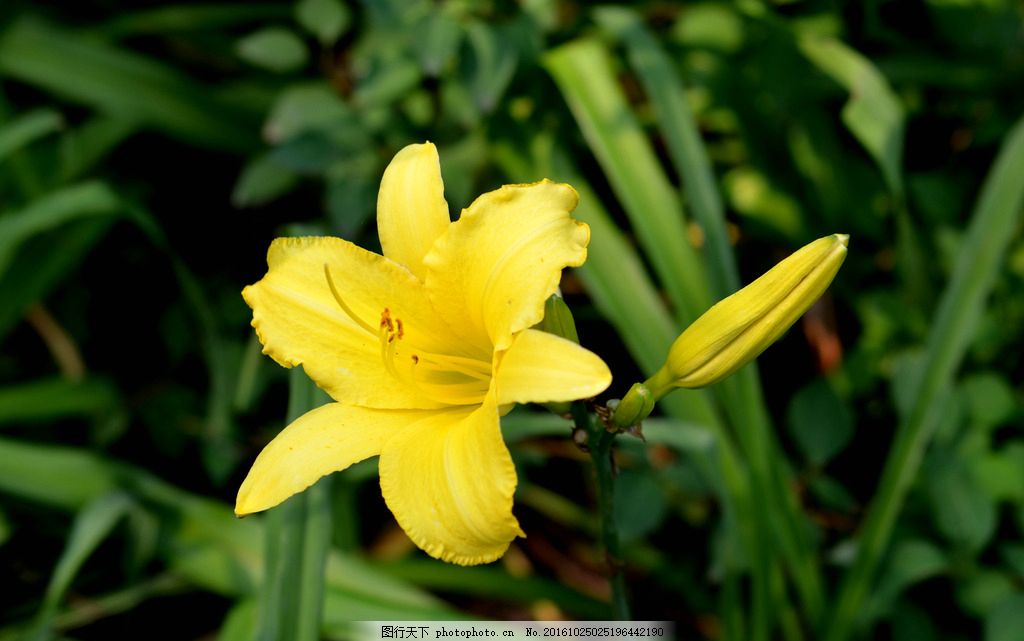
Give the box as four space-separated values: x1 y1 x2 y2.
1 0 1023 639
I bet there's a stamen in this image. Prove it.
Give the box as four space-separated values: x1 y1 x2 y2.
372 305 491 405
413 353 491 381
324 265 376 334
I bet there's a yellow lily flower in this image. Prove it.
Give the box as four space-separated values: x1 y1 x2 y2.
236 142 612 565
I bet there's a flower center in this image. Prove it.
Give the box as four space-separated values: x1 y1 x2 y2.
325 264 490 405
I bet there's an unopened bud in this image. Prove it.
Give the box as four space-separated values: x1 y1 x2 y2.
652 234 848 393
536 294 580 344
610 383 655 428
538 295 581 416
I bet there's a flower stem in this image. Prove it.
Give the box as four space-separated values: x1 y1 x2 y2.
572 401 630 620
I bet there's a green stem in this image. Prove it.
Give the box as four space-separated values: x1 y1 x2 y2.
572 402 630 620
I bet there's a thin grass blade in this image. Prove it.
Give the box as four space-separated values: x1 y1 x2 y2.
0 108 63 163
825 112 1024 641
26 492 133 641
544 38 711 325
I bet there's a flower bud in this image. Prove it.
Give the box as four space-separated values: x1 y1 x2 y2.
536 294 580 416
609 383 655 428
651 234 848 393
536 294 580 344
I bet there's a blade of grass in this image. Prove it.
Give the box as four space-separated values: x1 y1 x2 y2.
258 370 330 641
544 38 711 326
373 560 609 619
0 108 63 163
603 12 825 624
59 117 138 183
545 35 794 638
798 34 929 307
100 4 291 38
0 181 121 278
824 113 1024 641
0 17 258 152
0 377 119 425
0 218 114 340
217 599 258 641
594 7 738 298
26 492 133 641
0 435 456 621
798 36 905 200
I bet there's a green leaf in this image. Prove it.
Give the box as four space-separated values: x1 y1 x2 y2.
985 594 1024 641
787 380 854 467
218 599 258 641
325 153 379 236
0 507 10 547
958 571 1015 618
961 372 1016 429
595 13 824 624
927 448 997 553
723 167 804 239
826 112 1024 641
970 444 1024 504
595 6 739 297
670 3 744 52
415 10 462 76
0 17 257 152
236 27 309 73
263 83 355 144
466 21 519 113
232 154 300 207
0 181 121 279
863 539 946 624
0 377 119 426
889 604 938 641
353 58 422 109
799 36 905 198
373 560 608 619
59 117 138 182
1001 546 1024 581
27 492 134 641
100 4 291 37
614 469 668 542
295 0 350 44
807 475 856 512
0 108 63 162
0 220 111 344
257 371 331 641
544 38 710 326
0 436 454 621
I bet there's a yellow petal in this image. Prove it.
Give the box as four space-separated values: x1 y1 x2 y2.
244 236 454 409
495 329 611 405
236 402 410 515
378 394 523 565
377 143 451 280
423 180 589 352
